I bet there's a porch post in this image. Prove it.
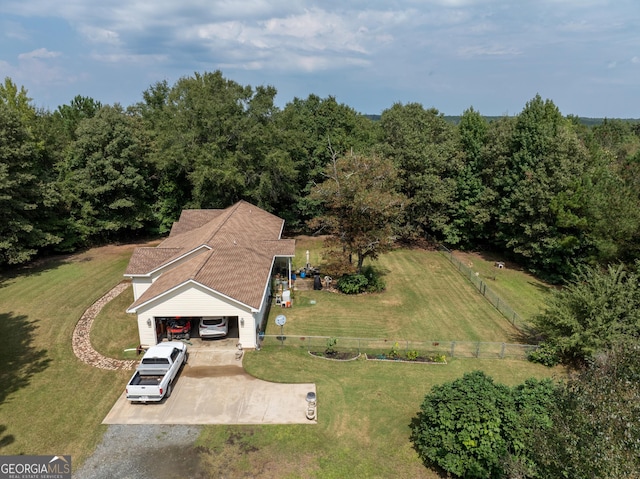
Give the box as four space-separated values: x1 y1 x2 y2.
288 257 292 289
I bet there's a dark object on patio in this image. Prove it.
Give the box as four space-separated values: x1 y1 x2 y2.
313 274 322 290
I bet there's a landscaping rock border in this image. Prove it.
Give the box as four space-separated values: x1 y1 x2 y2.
72 281 138 371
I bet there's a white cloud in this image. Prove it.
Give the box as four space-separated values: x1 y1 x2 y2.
458 44 522 57
2 20 30 41
89 52 169 64
78 25 122 46
18 48 61 60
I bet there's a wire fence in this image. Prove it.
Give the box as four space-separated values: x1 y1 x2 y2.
434 243 531 333
260 335 539 360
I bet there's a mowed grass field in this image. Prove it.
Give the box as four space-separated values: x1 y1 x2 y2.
198 347 562 479
268 243 524 344
451 250 554 321
0 238 559 477
0 244 143 465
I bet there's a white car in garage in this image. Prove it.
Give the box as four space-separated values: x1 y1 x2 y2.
199 316 229 338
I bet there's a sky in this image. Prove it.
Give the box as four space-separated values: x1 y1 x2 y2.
1 0 639 118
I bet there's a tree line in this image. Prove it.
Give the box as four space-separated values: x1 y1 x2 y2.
1 72 640 282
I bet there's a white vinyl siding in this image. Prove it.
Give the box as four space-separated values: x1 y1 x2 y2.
131 277 153 301
134 282 260 348
137 314 157 348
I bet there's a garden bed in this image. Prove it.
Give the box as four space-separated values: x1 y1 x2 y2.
308 351 361 361
307 350 447 364
364 353 447 364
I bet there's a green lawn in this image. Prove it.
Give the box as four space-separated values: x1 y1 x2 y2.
0 244 142 465
451 250 554 321
268 248 524 344
0 239 558 477
197 347 562 478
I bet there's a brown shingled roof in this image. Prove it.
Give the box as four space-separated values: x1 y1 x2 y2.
125 201 295 311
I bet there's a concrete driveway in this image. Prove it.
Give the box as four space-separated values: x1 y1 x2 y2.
103 347 317 425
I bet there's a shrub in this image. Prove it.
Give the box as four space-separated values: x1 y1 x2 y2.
388 342 400 359
406 350 419 361
336 274 368 294
410 371 554 478
433 354 447 363
325 337 337 355
362 265 386 293
336 266 386 294
527 342 560 367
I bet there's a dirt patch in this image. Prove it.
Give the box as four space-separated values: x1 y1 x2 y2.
182 365 253 379
74 425 203 479
452 250 525 272
134 443 209 479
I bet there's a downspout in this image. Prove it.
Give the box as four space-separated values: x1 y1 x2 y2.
288 257 292 289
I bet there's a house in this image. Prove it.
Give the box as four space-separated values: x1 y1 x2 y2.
124 201 295 349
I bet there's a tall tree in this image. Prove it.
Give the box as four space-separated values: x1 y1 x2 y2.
378 103 460 242
53 95 103 142
529 342 640 478
61 105 153 244
532 262 640 362
449 107 496 245
277 94 377 226
141 71 297 231
309 150 405 273
491 95 590 279
0 102 61 264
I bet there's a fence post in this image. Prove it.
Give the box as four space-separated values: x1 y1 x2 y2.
450 341 456 358
475 342 480 358
500 342 505 359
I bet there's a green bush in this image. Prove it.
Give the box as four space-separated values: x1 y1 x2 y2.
406 350 419 361
362 265 386 293
336 267 386 294
410 371 554 478
325 337 337 355
433 354 447 363
527 342 560 367
336 274 369 294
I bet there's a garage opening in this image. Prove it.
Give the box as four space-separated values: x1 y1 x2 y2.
154 316 239 342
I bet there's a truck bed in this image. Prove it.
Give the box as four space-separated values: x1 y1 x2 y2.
129 373 164 386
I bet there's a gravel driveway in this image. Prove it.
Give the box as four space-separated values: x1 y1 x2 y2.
74 425 206 479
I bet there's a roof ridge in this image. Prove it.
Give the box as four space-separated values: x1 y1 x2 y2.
203 201 243 244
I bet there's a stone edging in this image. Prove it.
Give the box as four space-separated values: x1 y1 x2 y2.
72 282 138 371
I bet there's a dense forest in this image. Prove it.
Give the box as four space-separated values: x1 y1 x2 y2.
1 71 640 282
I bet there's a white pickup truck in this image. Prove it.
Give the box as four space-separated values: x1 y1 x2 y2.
126 341 188 403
